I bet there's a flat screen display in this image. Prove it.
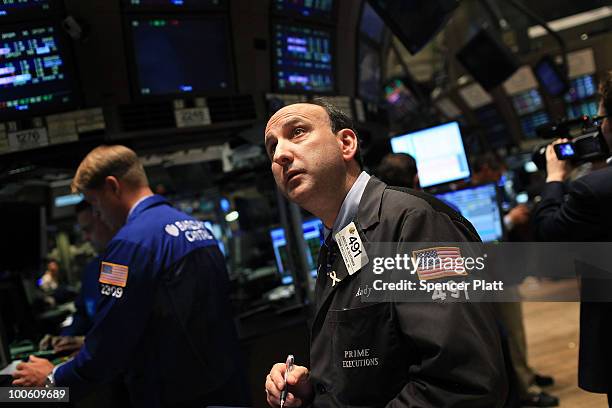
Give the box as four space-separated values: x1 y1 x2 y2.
0 23 77 120
435 183 504 242
122 0 226 11
512 89 544 116
127 16 233 97
520 111 550 139
0 0 59 22
272 23 334 93
273 0 333 20
269 218 324 284
564 75 597 103
390 122 470 188
534 57 569 97
368 0 458 54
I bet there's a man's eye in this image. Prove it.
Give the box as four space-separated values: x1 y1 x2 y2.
268 143 276 157
293 127 305 136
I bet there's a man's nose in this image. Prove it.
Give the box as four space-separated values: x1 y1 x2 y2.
272 140 293 167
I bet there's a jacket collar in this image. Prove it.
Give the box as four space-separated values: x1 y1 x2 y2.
126 195 168 223
356 176 387 231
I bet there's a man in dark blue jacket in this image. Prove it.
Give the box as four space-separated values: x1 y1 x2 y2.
39 201 113 354
534 71 612 405
13 145 249 408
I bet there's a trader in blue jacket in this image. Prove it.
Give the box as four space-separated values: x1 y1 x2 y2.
39 200 113 354
13 145 249 408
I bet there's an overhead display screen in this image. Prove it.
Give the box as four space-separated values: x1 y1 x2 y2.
127 16 233 97
0 23 77 120
273 23 334 93
273 0 334 20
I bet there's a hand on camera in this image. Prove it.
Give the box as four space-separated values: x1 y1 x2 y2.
545 138 571 182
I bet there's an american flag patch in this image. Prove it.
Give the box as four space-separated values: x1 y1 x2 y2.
99 262 129 288
412 247 467 281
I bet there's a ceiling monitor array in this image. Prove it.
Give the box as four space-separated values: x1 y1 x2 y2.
272 22 334 93
0 22 79 120
124 15 234 99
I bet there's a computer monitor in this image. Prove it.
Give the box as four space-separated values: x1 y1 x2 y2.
357 42 381 104
390 122 470 188
0 22 78 120
520 111 550 139
272 0 334 21
126 16 234 98
566 100 598 120
564 75 597 103
122 0 226 11
435 183 504 242
512 89 544 116
384 78 419 119
272 22 334 93
359 2 385 44
534 56 569 97
269 218 324 284
0 0 61 23
368 0 458 55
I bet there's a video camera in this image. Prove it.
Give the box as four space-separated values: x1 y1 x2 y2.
532 115 610 171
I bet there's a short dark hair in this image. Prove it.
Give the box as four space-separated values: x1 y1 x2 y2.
471 152 504 174
310 98 364 169
75 199 91 214
376 153 418 188
600 70 612 118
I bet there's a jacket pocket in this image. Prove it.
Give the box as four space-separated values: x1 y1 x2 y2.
329 302 400 406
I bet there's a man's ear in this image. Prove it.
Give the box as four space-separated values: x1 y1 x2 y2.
104 176 121 197
337 129 359 162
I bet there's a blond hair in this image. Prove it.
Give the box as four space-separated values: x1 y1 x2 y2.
71 145 148 193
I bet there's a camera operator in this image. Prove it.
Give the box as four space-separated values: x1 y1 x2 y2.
534 71 612 405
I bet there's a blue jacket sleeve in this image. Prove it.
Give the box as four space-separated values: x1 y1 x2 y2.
60 259 100 336
54 239 156 399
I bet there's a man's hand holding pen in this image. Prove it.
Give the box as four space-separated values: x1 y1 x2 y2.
265 359 313 407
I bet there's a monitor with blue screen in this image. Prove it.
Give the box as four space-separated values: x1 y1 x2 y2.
435 183 504 242
269 218 324 284
272 23 334 93
127 16 233 98
0 23 78 120
390 122 470 188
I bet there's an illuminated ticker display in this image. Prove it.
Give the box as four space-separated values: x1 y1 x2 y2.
274 0 333 20
0 0 53 19
273 23 333 93
0 25 76 118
